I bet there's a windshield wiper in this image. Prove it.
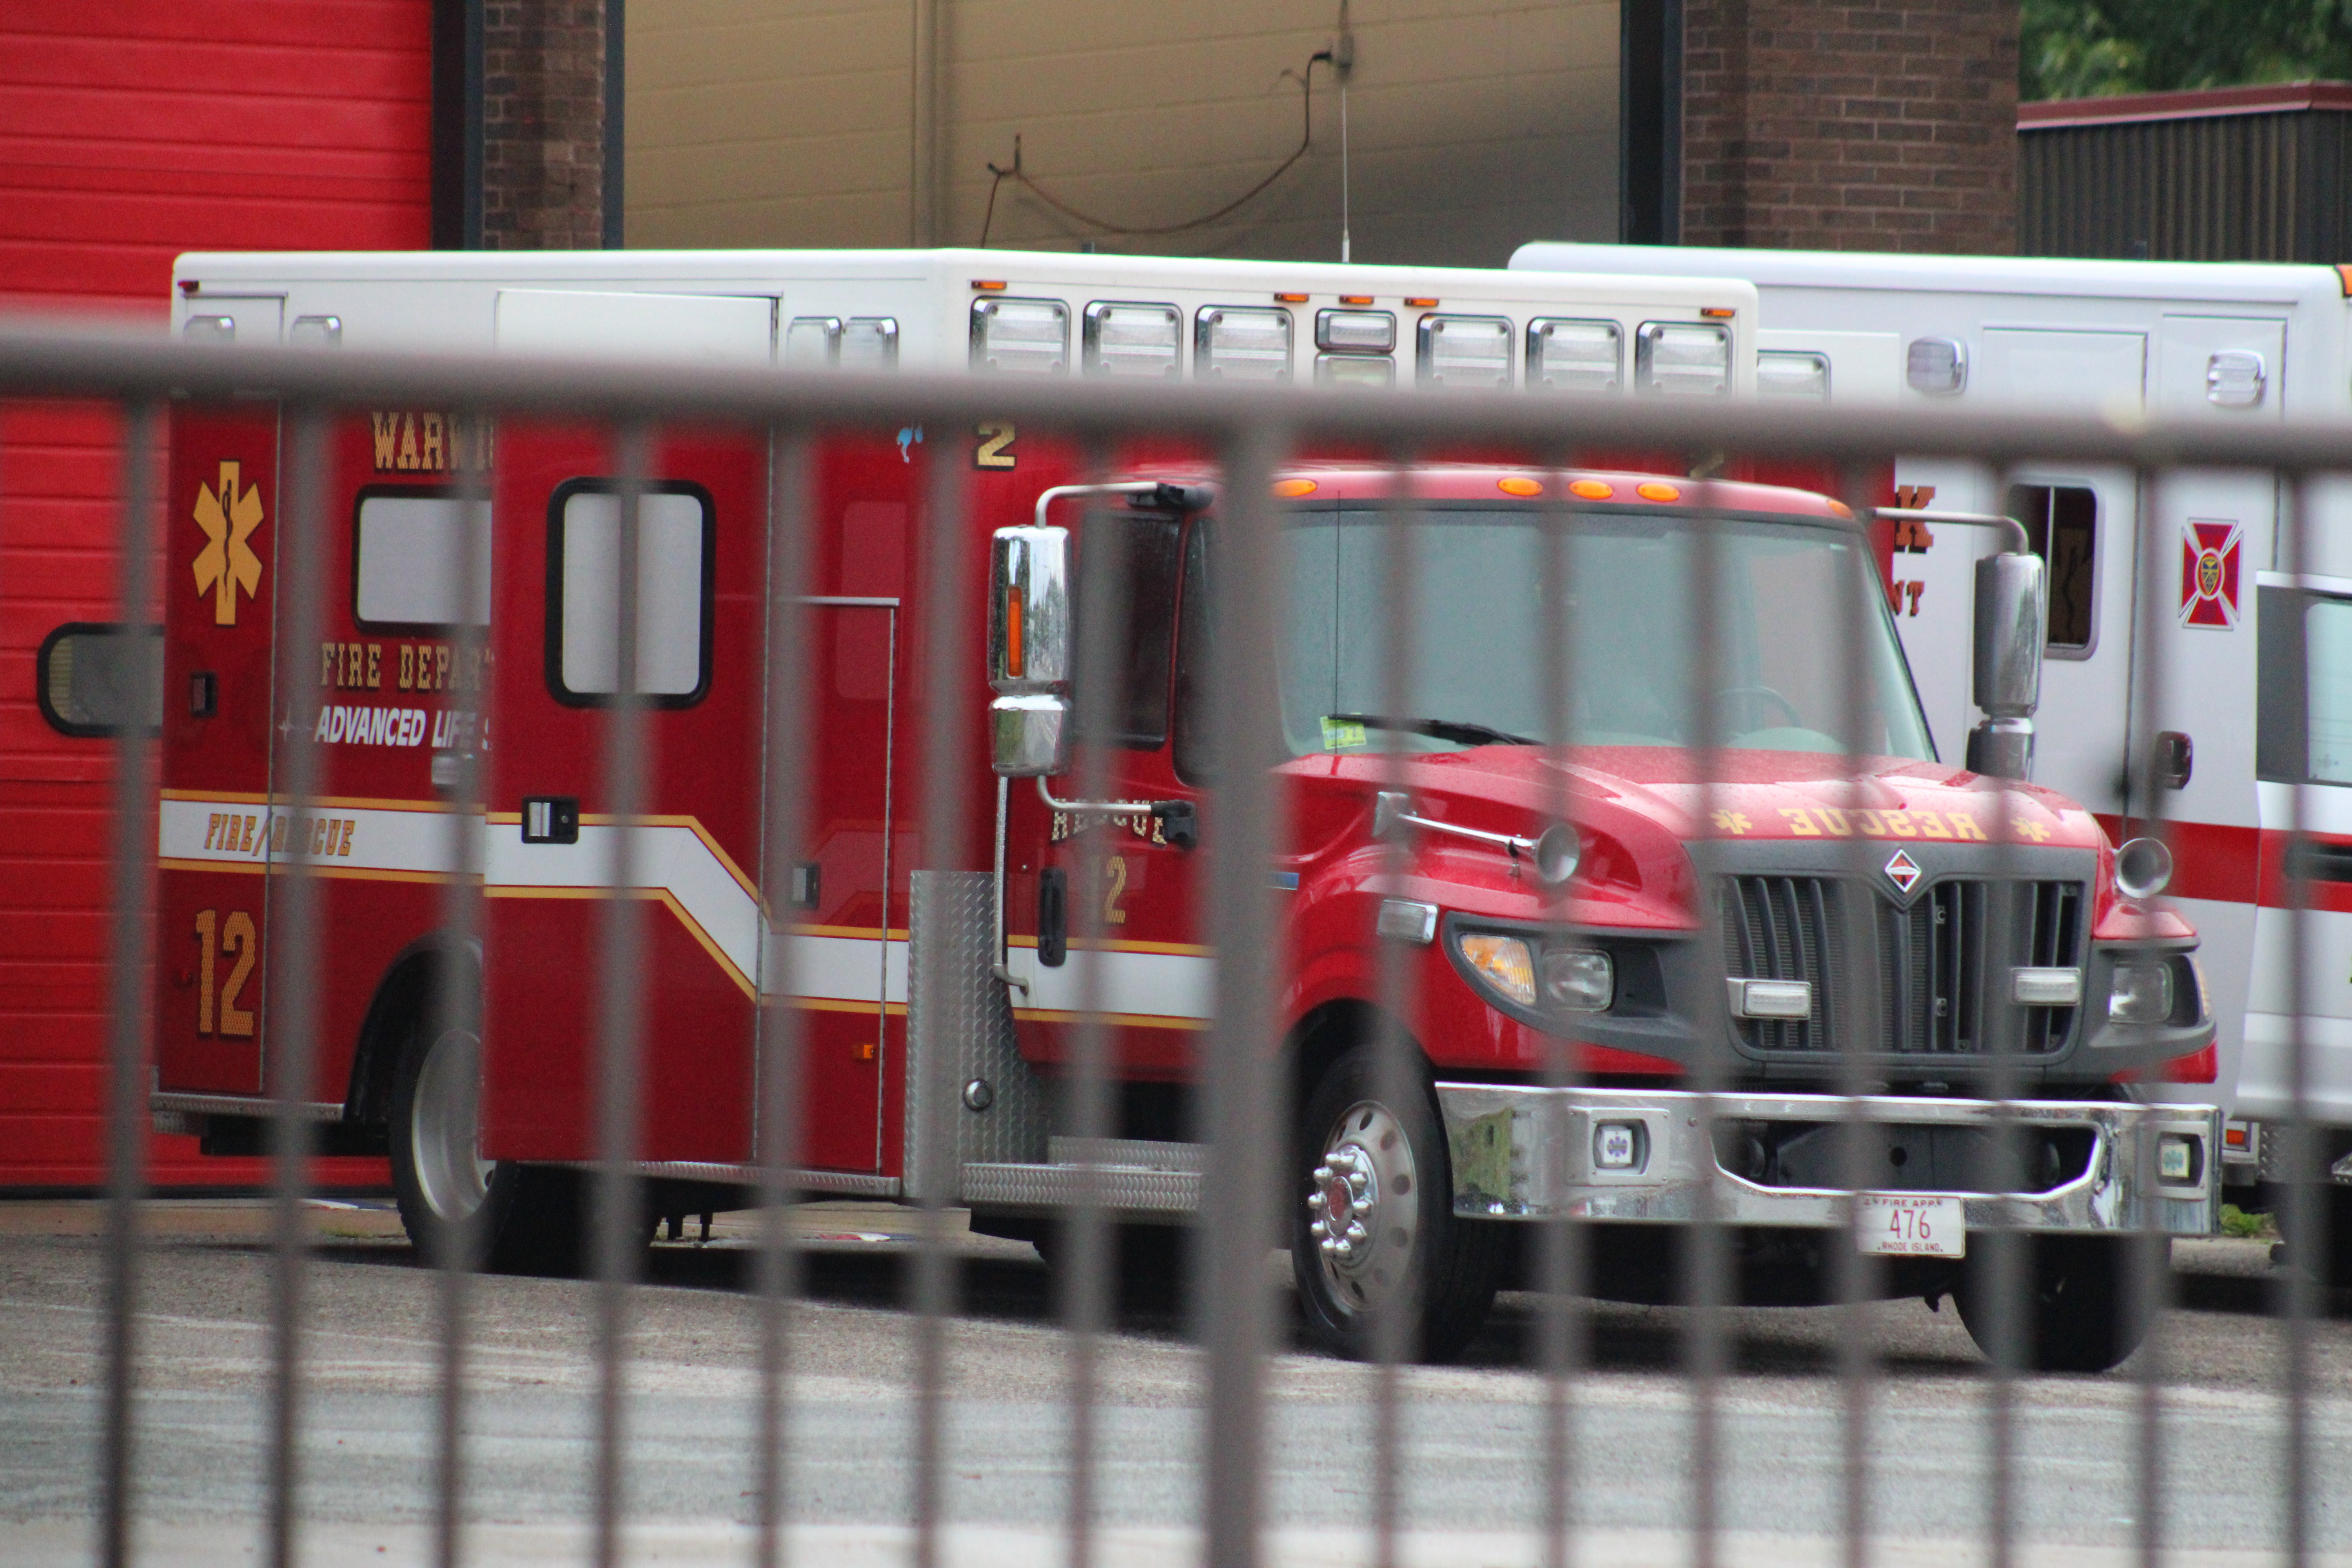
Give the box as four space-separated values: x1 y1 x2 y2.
1327 713 1538 749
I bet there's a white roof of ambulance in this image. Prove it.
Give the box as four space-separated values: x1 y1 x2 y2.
1511 241 2352 412
172 246 1761 376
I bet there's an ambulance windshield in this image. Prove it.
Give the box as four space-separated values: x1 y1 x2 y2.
1274 505 1934 762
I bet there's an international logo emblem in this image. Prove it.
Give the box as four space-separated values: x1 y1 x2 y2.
2178 518 2241 630
1883 848 1923 896
192 459 264 626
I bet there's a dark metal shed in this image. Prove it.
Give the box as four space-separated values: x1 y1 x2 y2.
2020 82 2352 261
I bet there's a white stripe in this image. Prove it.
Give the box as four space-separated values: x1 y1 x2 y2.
158 797 1210 1019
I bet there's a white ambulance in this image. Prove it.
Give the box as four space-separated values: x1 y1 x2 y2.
1515 240 2352 1257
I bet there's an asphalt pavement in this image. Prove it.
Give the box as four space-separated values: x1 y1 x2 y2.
2 1200 2348 1566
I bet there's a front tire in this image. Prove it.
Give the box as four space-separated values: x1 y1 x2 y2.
390 1021 500 1268
1290 1046 1503 1364
1956 1234 2152 1373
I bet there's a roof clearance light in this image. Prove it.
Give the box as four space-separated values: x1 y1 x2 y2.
1315 353 1395 390
1634 321 1731 397
1757 350 1830 401
1316 308 1396 354
1528 319 1622 394
1418 315 1513 390
1700 307 1737 319
841 316 900 370
1569 479 1613 500
784 316 842 368
1274 292 1310 303
972 280 1007 290
1273 478 1319 497
1828 500 1854 519
1637 482 1681 503
971 298 1069 375
1404 297 1439 309
1196 307 1294 382
1083 301 1181 378
1339 294 1374 306
1497 476 1543 497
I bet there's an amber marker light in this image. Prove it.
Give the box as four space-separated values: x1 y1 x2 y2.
1274 292 1309 303
1636 482 1682 502
1700 307 1737 318
1569 479 1614 500
1404 297 1439 309
1497 476 1543 497
1828 499 1855 519
971 280 1007 290
1339 295 1374 306
1273 478 1319 497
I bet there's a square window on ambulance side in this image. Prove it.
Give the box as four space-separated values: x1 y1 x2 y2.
1194 307 1293 382
36 622 161 737
2006 484 2097 654
1083 302 1181 377
1417 314 1513 389
1527 319 1621 393
355 490 492 630
1635 321 1730 396
2305 596 2352 786
550 482 714 705
971 298 1069 374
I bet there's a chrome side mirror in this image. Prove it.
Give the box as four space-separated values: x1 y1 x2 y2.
990 693 1070 777
989 526 1072 693
988 525 1073 776
1966 551 2045 779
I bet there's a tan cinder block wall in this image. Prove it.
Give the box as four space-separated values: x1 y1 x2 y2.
626 0 1621 267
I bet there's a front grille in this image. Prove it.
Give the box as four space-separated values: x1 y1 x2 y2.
1722 875 2086 1056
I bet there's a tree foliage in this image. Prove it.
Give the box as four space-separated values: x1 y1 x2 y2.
2022 0 2352 100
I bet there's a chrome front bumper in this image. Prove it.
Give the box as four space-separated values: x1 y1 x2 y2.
1437 1084 2222 1238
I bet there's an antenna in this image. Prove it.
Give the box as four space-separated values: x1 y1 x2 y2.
1334 1 1355 263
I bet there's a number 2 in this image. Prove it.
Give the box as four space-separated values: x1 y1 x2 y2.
1102 854 1129 926
974 421 1017 469
195 907 257 1038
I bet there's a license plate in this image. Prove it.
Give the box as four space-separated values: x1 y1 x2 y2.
1857 1194 1965 1257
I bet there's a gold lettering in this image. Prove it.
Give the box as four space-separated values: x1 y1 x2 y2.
1916 811 1953 840
1855 809 1886 836
398 645 414 690
421 414 444 471
1949 811 1987 842
336 820 355 857
397 413 419 471
434 644 450 690
322 642 337 687
238 815 256 853
1883 810 1916 838
1817 808 1854 837
203 813 221 850
218 910 256 1037
1779 808 1820 837
270 815 288 853
194 908 217 1034
367 644 381 689
372 412 397 470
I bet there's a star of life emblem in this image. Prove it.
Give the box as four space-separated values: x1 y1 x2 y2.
1883 849 1923 895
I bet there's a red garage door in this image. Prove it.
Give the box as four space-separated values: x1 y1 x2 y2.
1 1 431 1186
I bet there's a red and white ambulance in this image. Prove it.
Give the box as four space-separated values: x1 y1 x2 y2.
1516 241 2352 1270
153 247 2217 1367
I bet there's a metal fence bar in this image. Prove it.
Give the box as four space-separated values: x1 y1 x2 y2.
263 407 333 1568
431 407 493 1568
1534 449 1584 1568
2125 461 2171 1568
2282 471 2316 1568
752 426 816 1568
1201 423 1286 1568
910 441 975 1568
98 397 161 1568
590 423 657 1568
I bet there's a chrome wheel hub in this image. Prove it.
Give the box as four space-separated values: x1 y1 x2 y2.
1305 1100 1417 1316
410 1028 492 1224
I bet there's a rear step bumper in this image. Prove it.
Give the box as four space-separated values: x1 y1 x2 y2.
1436 1083 2222 1237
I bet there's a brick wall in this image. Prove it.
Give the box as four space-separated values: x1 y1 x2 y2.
1681 0 2018 253
481 0 611 248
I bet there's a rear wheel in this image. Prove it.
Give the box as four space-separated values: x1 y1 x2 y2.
1290 1046 1503 1364
1956 1234 2152 1373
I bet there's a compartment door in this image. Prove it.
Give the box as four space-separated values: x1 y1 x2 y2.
779 598 900 1174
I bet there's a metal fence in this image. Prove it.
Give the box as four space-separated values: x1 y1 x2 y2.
11 320 2345 1568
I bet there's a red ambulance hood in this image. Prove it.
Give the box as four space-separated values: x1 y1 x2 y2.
1289 745 2107 931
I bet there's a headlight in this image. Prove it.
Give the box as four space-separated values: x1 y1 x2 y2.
2109 960 2175 1024
1457 933 1537 1007
1542 948 1615 1012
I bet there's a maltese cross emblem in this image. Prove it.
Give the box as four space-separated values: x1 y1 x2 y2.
1883 849 1923 896
192 459 264 626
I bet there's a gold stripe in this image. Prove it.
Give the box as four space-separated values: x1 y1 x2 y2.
162 787 460 813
